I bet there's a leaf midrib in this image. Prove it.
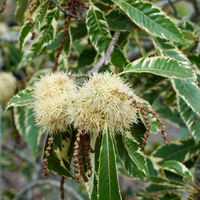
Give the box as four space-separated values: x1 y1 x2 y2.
106 127 112 200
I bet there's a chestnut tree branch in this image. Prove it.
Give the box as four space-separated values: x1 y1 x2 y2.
49 0 85 23
13 179 84 200
88 32 120 74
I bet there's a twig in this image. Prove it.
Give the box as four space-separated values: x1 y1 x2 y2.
167 0 181 19
26 162 41 199
13 179 85 200
88 32 120 74
155 0 180 8
49 0 85 24
191 0 200 21
67 72 89 78
2 173 17 188
2 144 35 166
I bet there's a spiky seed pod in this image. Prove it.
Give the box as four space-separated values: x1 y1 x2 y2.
72 72 142 134
0 72 17 105
33 72 77 132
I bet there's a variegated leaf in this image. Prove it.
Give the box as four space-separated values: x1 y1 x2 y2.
151 136 200 166
14 0 29 25
86 3 129 69
152 37 196 79
123 131 149 176
172 79 200 116
19 1 49 52
25 107 42 159
178 96 200 143
114 131 148 180
5 89 34 112
111 0 185 44
120 57 194 79
162 160 194 183
42 130 75 179
14 106 26 139
18 7 60 70
98 124 121 200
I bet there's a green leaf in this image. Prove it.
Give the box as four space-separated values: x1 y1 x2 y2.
155 106 186 128
86 3 129 69
105 9 134 31
123 131 149 176
111 0 185 44
18 7 59 70
139 104 162 134
98 124 121 200
148 176 185 188
78 46 97 68
91 135 102 200
120 57 194 79
14 0 29 25
172 79 200 116
19 1 49 52
129 121 146 147
152 37 196 79
146 184 185 193
162 160 194 183
71 23 87 41
177 20 198 36
141 79 170 105
64 28 72 57
13 106 26 139
5 89 34 112
46 30 64 51
47 28 72 57
114 131 148 180
43 130 75 179
151 136 200 166
158 193 182 200
188 54 200 70
178 96 200 143
25 107 41 159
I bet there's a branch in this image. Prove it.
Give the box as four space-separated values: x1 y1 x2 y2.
88 32 120 74
167 0 181 19
13 179 85 200
67 72 89 78
2 144 35 166
49 0 85 24
191 0 200 22
155 0 180 8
